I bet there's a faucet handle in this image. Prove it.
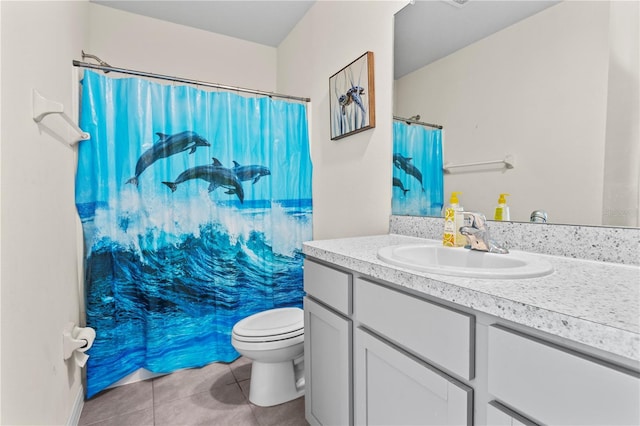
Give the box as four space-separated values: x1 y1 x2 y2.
459 211 509 254
462 211 487 229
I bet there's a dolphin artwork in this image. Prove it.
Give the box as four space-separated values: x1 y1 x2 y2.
393 153 424 191
126 131 210 186
231 161 271 184
392 177 409 196
162 163 245 203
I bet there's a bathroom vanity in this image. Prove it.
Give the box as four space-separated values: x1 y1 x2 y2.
302 231 640 426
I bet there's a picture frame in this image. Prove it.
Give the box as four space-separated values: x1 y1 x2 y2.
329 51 375 140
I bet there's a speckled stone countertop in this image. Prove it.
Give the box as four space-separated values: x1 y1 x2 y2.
303 234 640 363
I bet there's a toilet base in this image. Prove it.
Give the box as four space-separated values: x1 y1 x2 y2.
249 357 305 407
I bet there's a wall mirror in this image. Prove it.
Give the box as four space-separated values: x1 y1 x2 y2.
393 0 639 228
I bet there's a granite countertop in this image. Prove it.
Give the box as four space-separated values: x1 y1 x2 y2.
303 234 640 363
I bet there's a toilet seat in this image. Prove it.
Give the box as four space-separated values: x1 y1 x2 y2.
232 307 303 343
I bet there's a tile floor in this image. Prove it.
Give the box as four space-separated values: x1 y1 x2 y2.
78 357 308 426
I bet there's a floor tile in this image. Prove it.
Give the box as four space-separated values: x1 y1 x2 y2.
83 408 154 426
238 380 308 426
79 380 153 425
80 358 308 425
230 356 252 382
152 362 234 405
251 396 307 426
153 382 259 426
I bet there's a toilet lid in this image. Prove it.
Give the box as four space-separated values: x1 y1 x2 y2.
232 307 303 339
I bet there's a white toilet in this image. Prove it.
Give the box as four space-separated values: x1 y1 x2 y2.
231 307 305 407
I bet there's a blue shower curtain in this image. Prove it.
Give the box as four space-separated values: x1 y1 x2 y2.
392 121 443 216
76 70 312 398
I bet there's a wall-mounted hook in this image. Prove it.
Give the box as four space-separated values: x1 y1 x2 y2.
32 89 90 145
81 50 111 73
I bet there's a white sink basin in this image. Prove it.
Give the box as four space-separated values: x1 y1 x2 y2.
377 244 554 279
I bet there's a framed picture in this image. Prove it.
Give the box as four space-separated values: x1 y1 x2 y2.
329 51 375 140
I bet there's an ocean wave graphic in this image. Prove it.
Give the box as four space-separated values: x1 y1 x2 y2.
79 189 312 259
81 194 310 397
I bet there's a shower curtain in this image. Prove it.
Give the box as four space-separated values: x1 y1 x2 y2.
76 70 312 398
392 121 444 216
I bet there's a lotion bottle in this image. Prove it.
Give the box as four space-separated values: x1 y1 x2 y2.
494 193 511 221
443 192 464 247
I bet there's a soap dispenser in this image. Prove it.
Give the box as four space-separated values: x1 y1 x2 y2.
494 193 511 221
443 192 465 247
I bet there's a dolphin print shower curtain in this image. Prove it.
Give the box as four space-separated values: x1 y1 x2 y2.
76 70 312 397
392 121 444 216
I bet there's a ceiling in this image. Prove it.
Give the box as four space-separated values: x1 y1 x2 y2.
91 0 560 79
394 0 559 78
91 0 316 47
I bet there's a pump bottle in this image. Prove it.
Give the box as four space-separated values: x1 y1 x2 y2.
494 193 511 221
443 192 465 247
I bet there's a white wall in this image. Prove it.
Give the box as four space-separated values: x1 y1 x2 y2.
602 0 640 227
88 3 278 93
278 1 408 240
0 1 89 424
395 1 611 226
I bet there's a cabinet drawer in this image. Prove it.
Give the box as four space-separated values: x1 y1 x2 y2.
488 325 640 425
304 259 352 316
355 278 474 380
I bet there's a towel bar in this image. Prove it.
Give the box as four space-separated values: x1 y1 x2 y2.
32 89 90 145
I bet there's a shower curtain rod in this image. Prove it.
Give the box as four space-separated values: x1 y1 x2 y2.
72 60 311 103
393 115 443 129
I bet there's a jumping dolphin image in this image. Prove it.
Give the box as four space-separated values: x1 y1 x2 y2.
162 163 244 203
393 153 424 191
231 161 271 184
126 131 210 186
392 177 409 196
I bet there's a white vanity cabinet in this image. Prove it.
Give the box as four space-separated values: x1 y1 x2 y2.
304 257 476 426
303 254 640 426
303 259 353 426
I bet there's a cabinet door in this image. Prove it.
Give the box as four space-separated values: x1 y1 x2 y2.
354 328 472 426
304 296 352 426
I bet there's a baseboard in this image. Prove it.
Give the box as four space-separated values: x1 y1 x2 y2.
67 385 84 426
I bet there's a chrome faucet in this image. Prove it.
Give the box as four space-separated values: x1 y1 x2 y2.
530 210 548 223
459 212 509 254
